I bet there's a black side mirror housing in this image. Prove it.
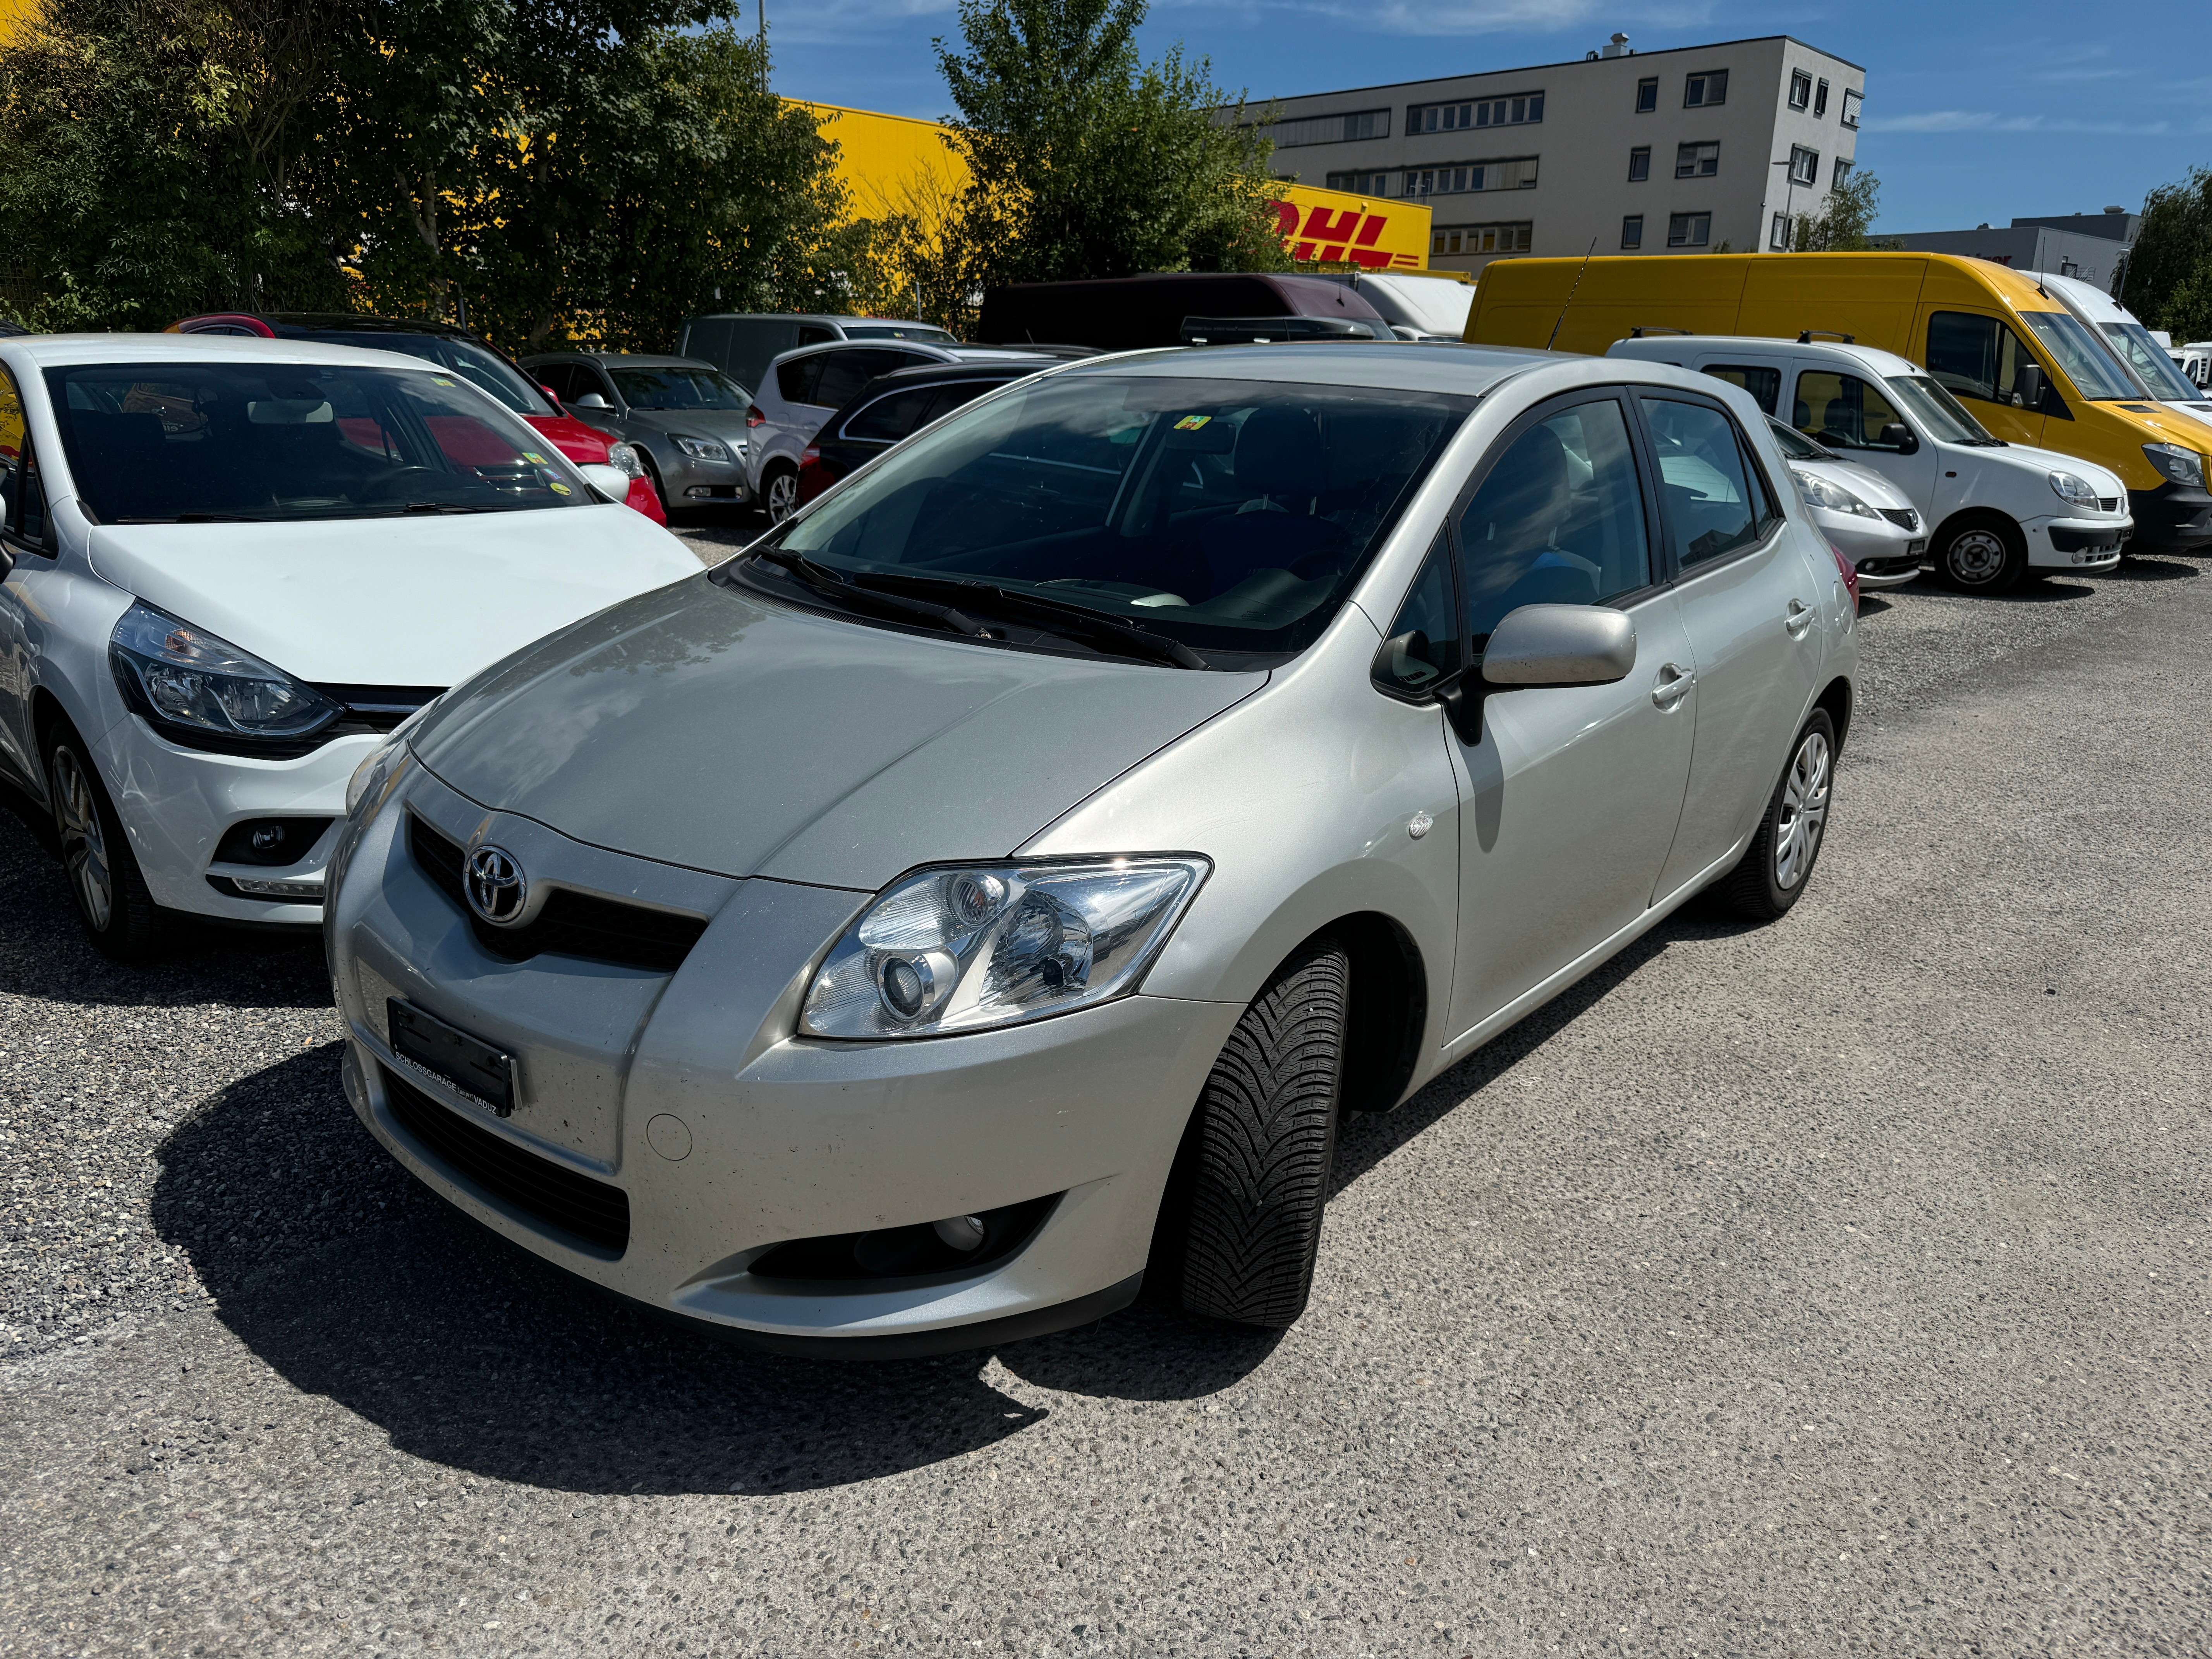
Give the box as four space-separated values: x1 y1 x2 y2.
1879 422 1918 453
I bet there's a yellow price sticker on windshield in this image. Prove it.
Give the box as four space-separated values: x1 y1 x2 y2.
1173 415 1212 430
549 481 572 495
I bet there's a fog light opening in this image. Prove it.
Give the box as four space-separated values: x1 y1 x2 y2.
932 1214 987 1252
746 1193 1063 1288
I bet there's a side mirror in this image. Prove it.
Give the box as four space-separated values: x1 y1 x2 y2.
2013 364 2045 410
1879 422 1918 453
538 383 563 404
1482 604 1638 687
577 463 630 501
571 392 613 411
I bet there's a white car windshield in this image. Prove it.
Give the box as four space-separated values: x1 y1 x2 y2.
1884 376 1996 445
46 361 592 523
2100 322 2203 402
752 372 1474 658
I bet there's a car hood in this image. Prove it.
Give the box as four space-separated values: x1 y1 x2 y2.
1802 458 1915 509
407 575 1267 890
522 413 612 465
1966 441 2128 501
85 507 702 688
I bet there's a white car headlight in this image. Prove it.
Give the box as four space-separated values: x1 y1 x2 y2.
800 857 1210 1039
108 601 340 741
672 435 731 463
1790 469 1879 519
603 441 647 480
2049 470 2100 509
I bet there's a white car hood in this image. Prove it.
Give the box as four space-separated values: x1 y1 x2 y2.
1802 457 1916 510
84 505 702 687
1963 442 2128 503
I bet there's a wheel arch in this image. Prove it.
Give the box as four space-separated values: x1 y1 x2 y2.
1814 673 1853 754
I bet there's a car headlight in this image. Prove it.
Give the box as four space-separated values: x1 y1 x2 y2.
108 601 340 741
672 435 730 463
1790 469 1879 518
2143 442 2205 489
603 441 646 480
2048 471 2100 509
800 857 1210 1039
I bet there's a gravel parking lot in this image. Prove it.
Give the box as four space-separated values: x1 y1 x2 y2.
2 548 2208 1657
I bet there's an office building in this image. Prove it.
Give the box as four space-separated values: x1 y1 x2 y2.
1885 210 2140 293
1251 33 1864 275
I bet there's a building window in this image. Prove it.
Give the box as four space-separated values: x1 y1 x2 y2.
1789 70 1811 110
1789 145 1819 185
1814 79 1829 117
1635 76 1658 113
1431 221 1533 257
1840 88 1862 128
1771 212 1792 249
1401 156 1539 197
1676 141 1719 179
1667 212 1711 247
1621 215 1644 249
1627 146 1650 182
1268 108 1391 148
1683 69 1728 107
1408 93 1544 134
1325 171 1393 194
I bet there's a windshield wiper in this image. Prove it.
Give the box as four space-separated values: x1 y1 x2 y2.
114 512 260 524
391 502 487 515
747 548 991 641
852 572 1207 669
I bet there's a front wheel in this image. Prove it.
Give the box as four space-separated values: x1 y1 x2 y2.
44 719 172 960
1933 514 2028 594
1158 936 1348 1328
763 464 799 525
1712 709 1835 923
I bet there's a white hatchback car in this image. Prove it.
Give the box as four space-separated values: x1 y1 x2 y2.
0 334 702 958
1609 336 2132 593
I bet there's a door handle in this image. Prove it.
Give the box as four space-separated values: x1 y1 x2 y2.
1784 599 1815 639
1651 663 1693 709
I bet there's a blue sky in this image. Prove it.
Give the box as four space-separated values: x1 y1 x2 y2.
763 0 2212 233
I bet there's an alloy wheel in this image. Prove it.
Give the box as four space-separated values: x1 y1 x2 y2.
766 470 798 524
51 745 113 931
1773 729 1831 891
1945 528 2009 586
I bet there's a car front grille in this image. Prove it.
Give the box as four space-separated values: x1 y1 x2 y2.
408 814 709 974
2098 496 2121 512
1879 508 1920 532
381 1063 630 1256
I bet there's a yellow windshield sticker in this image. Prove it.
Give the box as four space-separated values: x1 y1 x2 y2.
432 377 455 386
521 451 546 464
1173 415 1212 430
549 481 572 495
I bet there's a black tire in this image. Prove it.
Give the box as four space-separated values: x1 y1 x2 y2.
763 463 799 526
42 717 173 961
1712 709 1836 924
1932 512 2028 594
1162 937 1349 1328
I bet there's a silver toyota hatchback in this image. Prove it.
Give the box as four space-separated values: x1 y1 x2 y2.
326 343 1857 1357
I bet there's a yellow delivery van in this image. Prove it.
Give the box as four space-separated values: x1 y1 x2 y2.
1463 253 2212 551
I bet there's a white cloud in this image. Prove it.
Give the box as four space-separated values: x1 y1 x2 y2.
1867 109 2187 136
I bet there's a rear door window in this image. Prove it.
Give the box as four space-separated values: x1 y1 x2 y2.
1700 364 1781 415
776 354 828 407
844 386 947 443
810 349 911 412
1792 370 1911 451
1638 395 1762 570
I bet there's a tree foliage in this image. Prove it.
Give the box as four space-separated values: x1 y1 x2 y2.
933 0 1288 297
2120 167 2212 340
1792 163 1899 253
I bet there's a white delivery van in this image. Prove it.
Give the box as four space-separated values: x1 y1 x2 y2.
2181 343 2212 391
1311 271 1475 340
2026 270 2212 420
1607 335 2132 594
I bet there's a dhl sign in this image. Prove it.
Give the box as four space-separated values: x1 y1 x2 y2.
1270 184 1431 271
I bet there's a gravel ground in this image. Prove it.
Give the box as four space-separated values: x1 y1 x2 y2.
1 549 2207 1656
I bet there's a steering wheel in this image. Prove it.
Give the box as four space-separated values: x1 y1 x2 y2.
357 466 443 502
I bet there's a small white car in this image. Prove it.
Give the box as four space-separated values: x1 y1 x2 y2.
1764 417 1926 589
0 333 702 958
1609 335 2132 593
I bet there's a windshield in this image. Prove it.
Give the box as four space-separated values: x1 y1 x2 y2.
2100 321 2203 402
2020 311 2140 402
46 361 592 522
1885 376 1995 445
756 371 1474 658
294 332 556 417
610 365 750 410
1767 418 1832 461
842 324 958 345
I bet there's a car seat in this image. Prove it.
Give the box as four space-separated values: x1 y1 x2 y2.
1198 407 1346 596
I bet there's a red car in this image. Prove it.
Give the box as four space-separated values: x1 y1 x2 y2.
166 312 668 524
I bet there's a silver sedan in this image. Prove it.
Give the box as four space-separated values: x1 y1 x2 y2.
524 353 755 510
326 344 1857 1357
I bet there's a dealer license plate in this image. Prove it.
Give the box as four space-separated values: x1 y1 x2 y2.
387 998 516 1117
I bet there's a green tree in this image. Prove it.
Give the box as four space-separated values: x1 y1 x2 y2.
2119 166 2212 333
1791 163 1899 252
934 0 1288 294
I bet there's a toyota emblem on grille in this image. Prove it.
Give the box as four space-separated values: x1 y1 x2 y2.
465 844 527 925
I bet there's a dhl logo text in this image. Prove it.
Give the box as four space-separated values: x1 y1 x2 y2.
1271 203 1417 270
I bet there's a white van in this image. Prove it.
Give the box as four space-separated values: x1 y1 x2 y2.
1312 271 1474 340
1607 335 2131 594
2180 343 2212 392
2025 271 2212 420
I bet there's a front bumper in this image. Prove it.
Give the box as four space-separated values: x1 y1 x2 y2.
1818 512 1923 589
2027 513 2130 570
654 441 752 505
96 714 382 924
2125 481 2212 552
328 770 1242 1355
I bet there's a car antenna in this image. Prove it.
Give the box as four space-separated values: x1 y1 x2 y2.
1545 238 1599 352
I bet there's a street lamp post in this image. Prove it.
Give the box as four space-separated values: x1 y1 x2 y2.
1771 156 1798 252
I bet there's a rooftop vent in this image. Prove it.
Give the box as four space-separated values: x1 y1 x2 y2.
1601 31 1632 57
2104 205 2125 214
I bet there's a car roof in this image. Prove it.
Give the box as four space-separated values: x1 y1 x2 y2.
1608 333 1922 379
1 332 464 371
855 361 1052 389
681 313 940 329
766 340 1066 373
1042 340 1552 396
175 311 481 340
526 352 718 371
2024 270 2129 323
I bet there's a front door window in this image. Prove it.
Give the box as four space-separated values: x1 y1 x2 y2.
1792 371 1911 452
